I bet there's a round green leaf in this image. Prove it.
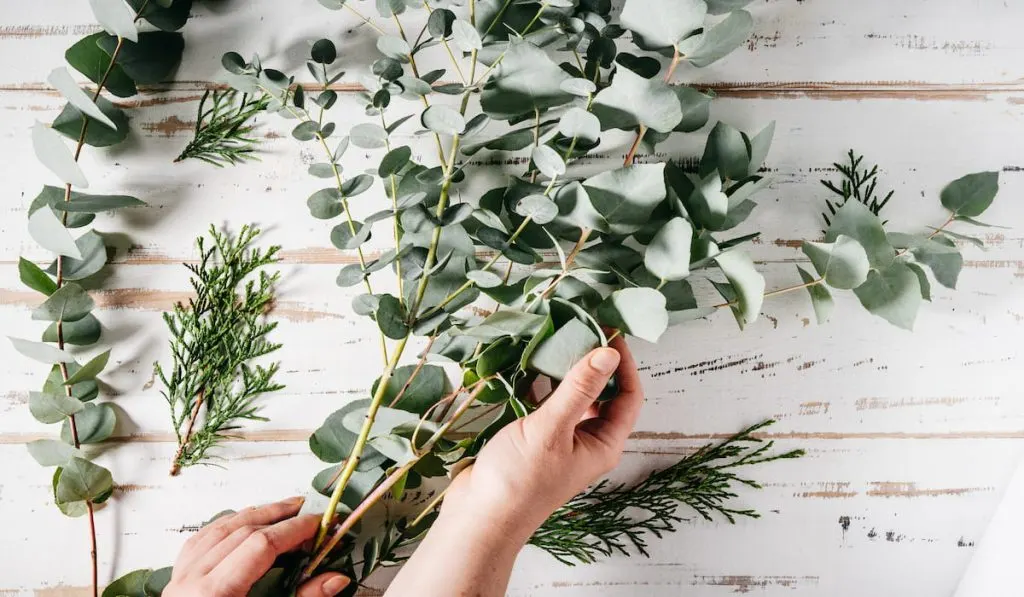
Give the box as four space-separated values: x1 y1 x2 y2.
27 439 84 467
940 171 999 218
221 51 246 74
377 35 411 62
515 194 558 225
620 0 706 49
526 318 599 379
379 145 412 177
451 19 482 52
531 145 566 179
55 456 113 504
428 9 456 37
29 391 84 425
43 314 102 346
802 234 870 290
853 262 922 330
308 188 344 219
330 221 372 250
825 200 894 269
350 123 388 148
558 107 600 143
375 295 409 339
421 105 465 136
292 121 320 141
336 264 366 287
52 231 108 281
32 282 94 323
596 288 669 343
591 67 682 134
45 363 98 402
61 402 116 445
684 10 753 68
466 270 503 288
371 364 447 414
96 32 185 84
65 33 136 98
311 39 337 64
644 217 693 282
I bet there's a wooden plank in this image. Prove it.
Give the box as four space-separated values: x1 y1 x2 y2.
1 0 1024 88
0 438 1019 596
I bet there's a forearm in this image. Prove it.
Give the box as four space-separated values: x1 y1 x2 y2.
385 505 530 597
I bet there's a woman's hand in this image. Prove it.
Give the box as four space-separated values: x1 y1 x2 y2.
163 497 350 597
385 338 644 597
444 336 645 545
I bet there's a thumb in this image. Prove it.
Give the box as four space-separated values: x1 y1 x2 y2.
535 347 620 436
297 573 350 597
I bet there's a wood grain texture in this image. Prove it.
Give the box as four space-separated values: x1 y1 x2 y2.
2 0 1022 595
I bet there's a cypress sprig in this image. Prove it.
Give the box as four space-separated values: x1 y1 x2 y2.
821 149 895 226
158 225 284 475
175 89 269 167
529 421 804 565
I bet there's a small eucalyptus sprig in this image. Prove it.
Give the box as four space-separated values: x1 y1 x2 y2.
158 225 284 476
11 1 190 595
175 89 271 166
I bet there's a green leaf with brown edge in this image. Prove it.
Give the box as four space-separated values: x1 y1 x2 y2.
65 33 137 98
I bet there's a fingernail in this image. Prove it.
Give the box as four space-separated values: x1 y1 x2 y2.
285 495 305 507
590 347 620 374
323 575 350 596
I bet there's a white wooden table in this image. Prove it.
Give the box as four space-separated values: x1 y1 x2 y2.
2 1 1023 595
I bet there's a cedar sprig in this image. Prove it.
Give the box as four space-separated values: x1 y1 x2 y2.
175 89 269 166
158 225 284 475
528 420 804 565
820 149 895 226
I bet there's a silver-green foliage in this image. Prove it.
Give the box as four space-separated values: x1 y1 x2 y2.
14 0 190 593
184 0 997 589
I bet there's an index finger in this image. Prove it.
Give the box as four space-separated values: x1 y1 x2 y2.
209 514 321 594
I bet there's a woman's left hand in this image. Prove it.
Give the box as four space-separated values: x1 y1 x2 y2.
162 496 350 597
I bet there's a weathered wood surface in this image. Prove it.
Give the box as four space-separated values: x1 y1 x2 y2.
1 0 1022 595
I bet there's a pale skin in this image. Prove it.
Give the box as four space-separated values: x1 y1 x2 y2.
163 339 643 597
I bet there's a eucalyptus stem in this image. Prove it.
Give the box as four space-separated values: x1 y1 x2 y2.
713 277 825 310
380 112 406 298
55 29 130 597
522 2 548 34
624 47 681 166
393 13 446 164
344 2 387 34
314 334 411 548
305 382 488 577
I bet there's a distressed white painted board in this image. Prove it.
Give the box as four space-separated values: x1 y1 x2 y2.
1 0 1022 596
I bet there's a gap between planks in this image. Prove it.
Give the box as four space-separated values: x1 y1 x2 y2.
2 80 1023 102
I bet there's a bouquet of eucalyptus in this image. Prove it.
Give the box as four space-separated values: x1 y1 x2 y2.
118 0 1000 593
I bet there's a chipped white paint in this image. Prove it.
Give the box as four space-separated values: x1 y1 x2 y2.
1 1 1022 595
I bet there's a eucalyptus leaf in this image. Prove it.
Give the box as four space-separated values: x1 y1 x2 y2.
422 105 466 136
797 265 834 325
621 0 706 49
19 258 57 295
330 221 372 250
480 41 572 120
714 250 765 327
10 337 76 364
55 457 114 504
102 569 151 597
35 185 144 213
65 33 136 98
379 145 412 177
342 406 419 438
596 288 669 343
89 0 139 42
515 194 558 225
97 32 185 84
308 188 344 219
43 314 102 347
64 350 112 386
309 401 372 463
45 363 98 402
61 402 117 444
465 310 546 342
350 123 389 148
32 283 94 323
50 231 108 281
583 163 667 234
29 391 84 424
527 318 599 379
706 0 754 14
28 207 82 259
591 66 682 133
558 107 600 143
531 145 565 178
802 234 870 290
853 262 922 330
311 39 337 64
27 439 84 467
375 294 409 339
644 217 693 282
826 199 894 269
685 10 753 67
372 364 447 414
452 19 482 52
377 35 412 61
47 67 117 130
32 122 88 188
702 121 750 180
940 171 999 217
908 262 933 302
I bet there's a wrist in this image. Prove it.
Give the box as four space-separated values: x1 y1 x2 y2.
434 499 535 553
